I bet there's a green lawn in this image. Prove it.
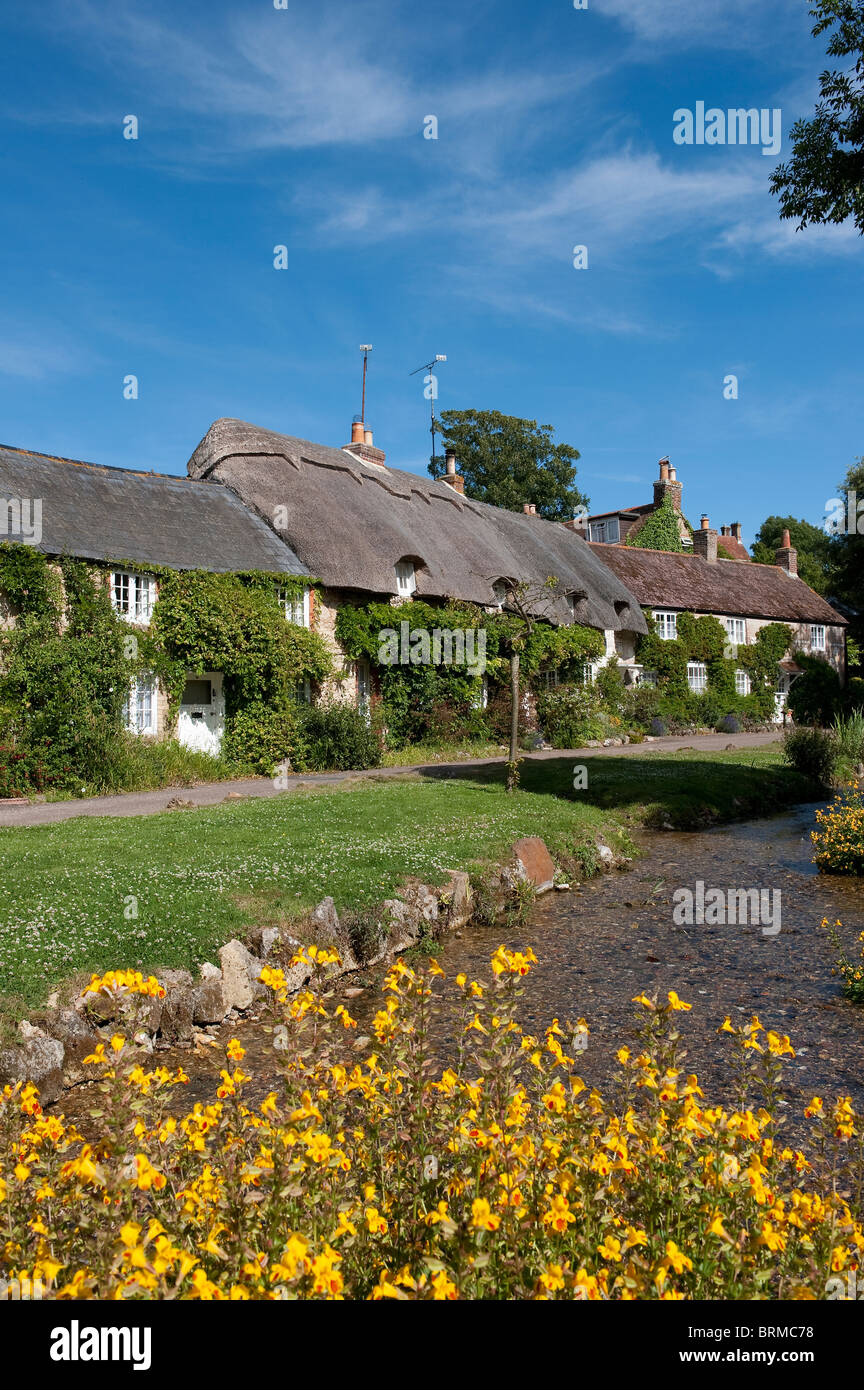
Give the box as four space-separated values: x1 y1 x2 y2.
0 744 814 1020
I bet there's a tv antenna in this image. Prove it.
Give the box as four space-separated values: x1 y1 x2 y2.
410 353 447 467
359 345 372 425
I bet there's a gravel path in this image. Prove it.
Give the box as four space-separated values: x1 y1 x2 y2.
0 732 781 828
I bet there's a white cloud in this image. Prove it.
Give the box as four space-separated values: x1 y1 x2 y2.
599 0 793 46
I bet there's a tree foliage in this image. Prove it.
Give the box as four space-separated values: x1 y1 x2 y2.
770 0 864 234
427 410 588 521
750 515 835 594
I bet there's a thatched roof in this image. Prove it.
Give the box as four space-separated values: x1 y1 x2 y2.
187 418 647 633
588 542 846 626
0 443 308 575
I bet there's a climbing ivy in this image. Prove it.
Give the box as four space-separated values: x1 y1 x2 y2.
0 550 333 790
635 612 791 721
335 598 602 748
624 493 684 552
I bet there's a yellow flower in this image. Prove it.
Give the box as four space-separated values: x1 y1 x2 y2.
471 1198 501 1232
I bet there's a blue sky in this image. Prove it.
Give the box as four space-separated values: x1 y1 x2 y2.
0 0 861 546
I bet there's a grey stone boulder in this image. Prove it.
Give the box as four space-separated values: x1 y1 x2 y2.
190 963 228 1025
382 899 421 953
219 940 265 1012
596 842 616 870
247 924 281 959
438 871 472 930
0 1025 65 1105
43 1008 99 1086
157 969 195 1043
310 897 359 972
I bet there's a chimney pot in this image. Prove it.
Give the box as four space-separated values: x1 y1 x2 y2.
732 522 742 541
775 529 798 576
669 466 677 481
351 417 365 444
445 451 456 476
364 428 374 446
659 460 670 481
701 514 710 530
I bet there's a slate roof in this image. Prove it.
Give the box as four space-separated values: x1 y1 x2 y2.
587 543 846 626
0 443 308 575
187 418 648 634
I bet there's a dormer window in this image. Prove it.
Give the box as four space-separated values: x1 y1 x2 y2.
279 585 310 627
567 591 588 621
395 561 416 596
111 571 156 624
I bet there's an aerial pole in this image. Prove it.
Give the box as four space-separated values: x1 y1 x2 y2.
409 353 447 470
359 345 372 425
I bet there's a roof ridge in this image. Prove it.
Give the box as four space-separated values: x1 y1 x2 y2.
0 443 214 486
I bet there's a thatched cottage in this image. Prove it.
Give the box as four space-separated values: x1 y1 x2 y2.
0 442 308 753
185 417 649 710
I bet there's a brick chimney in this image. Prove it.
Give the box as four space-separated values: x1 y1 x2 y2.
692 513 718 563
441 450 465 495
343 415 386 467
653 457 682 513
774 527 798 576
731 522 742 542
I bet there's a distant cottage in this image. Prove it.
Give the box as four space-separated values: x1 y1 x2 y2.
572 459 846 717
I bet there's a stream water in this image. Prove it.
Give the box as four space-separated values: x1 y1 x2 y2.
61 804 864 1131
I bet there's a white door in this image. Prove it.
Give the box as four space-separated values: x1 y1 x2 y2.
774 671 791 724
177 672 225 754
356 660 371 721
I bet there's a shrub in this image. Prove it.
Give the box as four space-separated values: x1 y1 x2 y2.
832 711 864 772
783 726 838 786
534 683 606 747
649 716 667 737
295 702 383 771
812 785 864 875
788 654 843 726
717 715 741 735
0 740 58 797
221 701 299 776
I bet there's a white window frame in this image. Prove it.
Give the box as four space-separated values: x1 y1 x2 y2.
654 610 678 641
124 674 157 736
541 668 561 691
279 585 310 628
395 561 416 597
725 617 746 646
637 668 658 688
810 625 826 652
735 669 752 696
111 571 156 624
687 661 708 694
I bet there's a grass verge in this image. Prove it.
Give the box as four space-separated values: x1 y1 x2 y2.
0 743 816 1024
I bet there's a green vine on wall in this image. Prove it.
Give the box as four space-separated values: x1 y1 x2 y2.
335 597 602 748
0 547 333 788
624 493 684 552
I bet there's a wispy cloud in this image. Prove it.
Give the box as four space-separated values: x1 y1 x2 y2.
0 330 92 381
21 0 595 156
599 0 797 47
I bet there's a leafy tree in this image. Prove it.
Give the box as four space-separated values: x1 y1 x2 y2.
827 455 864 643
428 410 588 521
750 515 835 594
770 1 864 234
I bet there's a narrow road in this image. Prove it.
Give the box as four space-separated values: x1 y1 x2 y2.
0 732 782 828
